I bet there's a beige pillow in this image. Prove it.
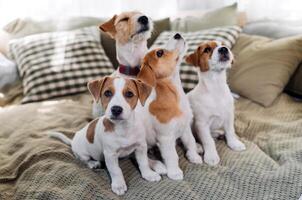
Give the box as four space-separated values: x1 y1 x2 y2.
1 17 103 56
3 17 103 38
172 3 238 32
229 34 302 107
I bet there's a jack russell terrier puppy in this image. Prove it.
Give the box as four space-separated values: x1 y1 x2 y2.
95 12 167 174
137 34 202 180
49 76 161 195
92 11 153 118
186 41 246 166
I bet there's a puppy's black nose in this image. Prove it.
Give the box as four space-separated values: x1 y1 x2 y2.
138 16 149 25
218 47 228 55
111 106 123 117
174 33 182 40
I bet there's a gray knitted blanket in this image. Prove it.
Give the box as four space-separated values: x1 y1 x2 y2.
0 94 301 200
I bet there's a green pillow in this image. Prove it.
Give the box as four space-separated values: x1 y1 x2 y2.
171 3 238 32
286 63 302 97
229 34 302 107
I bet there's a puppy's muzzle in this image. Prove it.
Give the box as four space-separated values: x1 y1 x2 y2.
136 16 150 35
218 47 230 62
138 16 149 25
174 33 182 40
111 106 123 119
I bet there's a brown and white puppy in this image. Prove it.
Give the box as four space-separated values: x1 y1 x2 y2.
92 11 153 118
137 44 202 181
49 76 160 196
186 41 246 166
99 11 153 77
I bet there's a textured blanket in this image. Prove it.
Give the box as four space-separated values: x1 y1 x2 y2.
0 93 301 200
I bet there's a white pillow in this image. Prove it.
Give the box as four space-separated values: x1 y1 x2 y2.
0 53 19 90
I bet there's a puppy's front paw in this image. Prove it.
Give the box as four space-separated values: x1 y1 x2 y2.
150 160 167 175
204 151 220 166
167 168 183 180
111 180 127 196
87 160 101 169
142 170 161 182
227 139 246 151
186 150 203 164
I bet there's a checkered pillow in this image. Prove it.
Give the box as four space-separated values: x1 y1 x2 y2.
9 27 114 103
152 26 242 92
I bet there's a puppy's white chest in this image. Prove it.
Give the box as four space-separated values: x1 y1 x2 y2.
117 142 139 157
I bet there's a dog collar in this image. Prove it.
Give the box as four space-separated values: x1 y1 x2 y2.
118 64 140 76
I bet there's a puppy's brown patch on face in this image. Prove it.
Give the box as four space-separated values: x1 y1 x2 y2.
123 79 152 108
103 118 115 132
138 49 178 86
86 118 99 143
99 77 115 110
186 41 218 72
123 79 139 109
138 48 182 123
149 79 182 123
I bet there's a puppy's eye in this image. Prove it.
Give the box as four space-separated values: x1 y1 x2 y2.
120 17 129 22
125 91 134 98
156 50 164 58
104 90 113 97
204 47 212 53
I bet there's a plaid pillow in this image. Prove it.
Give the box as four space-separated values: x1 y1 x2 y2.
9 27 114 103
152 26 242 92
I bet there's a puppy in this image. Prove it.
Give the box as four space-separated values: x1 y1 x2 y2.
186 41 246 166
49 76 160 195
137 39 202 181
92 11 153 118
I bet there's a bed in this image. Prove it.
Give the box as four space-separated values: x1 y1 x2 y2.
0 84 301 200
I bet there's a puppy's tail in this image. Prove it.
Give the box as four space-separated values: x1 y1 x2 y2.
48 132 72 146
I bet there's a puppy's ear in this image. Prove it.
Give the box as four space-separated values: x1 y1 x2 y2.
137 62 156 87
132 79 152 106
99 15 117 38
87 77 108 102
185 52 198 66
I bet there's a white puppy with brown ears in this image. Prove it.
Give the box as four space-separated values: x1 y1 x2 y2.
137 36 202 181
186 41 246 166
49 76 160 195
92 11 153 118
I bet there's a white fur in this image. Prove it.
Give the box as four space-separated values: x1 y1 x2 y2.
188 42 246 166
89 13 167 175
49 77 160 196
92 13 153 118
141 35 202 181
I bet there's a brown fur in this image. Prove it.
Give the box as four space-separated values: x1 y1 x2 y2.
123 79 140 109
99 15 117 38
99 11 143 44
86 118 99 143
132 79 152 106
138 48 182 123
87 76 111 102
138 49 178 84
185 41 218 72
103 118 115 132
137 63 156 87
99 77 115 110
150 79 182 123
123 79 152 108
